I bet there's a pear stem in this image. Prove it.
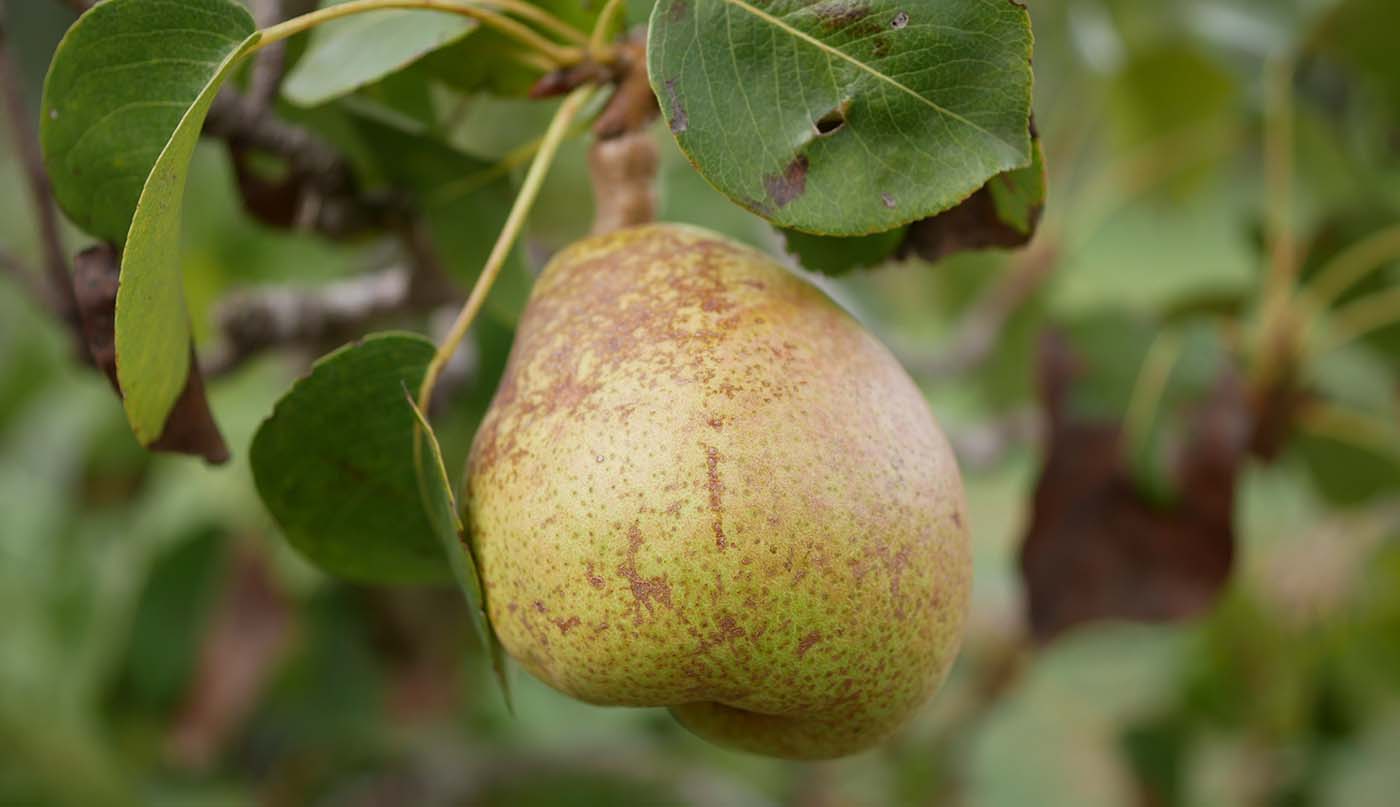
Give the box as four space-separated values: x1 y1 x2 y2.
258 0 584 66
416 85 595 411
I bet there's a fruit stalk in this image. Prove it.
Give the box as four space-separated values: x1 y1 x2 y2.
416 84 596 410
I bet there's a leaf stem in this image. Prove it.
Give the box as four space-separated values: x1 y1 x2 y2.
258 0 583 67
480 0 590 47
1312 286 1400 357
1252 53 1302 390
1122 332 1183 465
417 85 595 410
589 0 627 58
1303 224 1400 309
1297 400 1400 457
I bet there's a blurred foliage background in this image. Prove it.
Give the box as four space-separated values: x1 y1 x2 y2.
3 0 1400 805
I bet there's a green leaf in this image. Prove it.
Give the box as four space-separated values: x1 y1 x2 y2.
42 0 261 443
251 333 449 585
647 0 1034 235
283 2 478 107
405 394 513 711
40 0 258 243
986 134 1046 235
780 226 906 274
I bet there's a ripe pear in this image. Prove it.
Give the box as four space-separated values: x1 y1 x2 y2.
465 223 970 759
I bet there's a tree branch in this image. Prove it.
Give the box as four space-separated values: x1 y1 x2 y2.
57 0 93 16
0 25 81 336
0 248 51 308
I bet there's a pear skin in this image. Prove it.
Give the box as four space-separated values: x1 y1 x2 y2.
465 223 971 759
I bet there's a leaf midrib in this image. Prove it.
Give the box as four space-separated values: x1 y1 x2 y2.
717 0 1023 157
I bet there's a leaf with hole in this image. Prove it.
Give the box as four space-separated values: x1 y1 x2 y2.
647 0 1034 235
283 2 478 108
406 393 513 710
42 0 260 443
251 333 450 584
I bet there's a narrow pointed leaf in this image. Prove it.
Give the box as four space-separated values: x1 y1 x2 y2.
407 393 513 711
647 0 1034 235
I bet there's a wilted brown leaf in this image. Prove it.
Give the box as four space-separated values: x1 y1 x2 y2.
71 244 230 464
1019 333 1250 642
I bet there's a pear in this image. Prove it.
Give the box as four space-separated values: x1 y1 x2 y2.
465 223 970 759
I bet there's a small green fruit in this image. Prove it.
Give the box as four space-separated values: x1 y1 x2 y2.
466 223 970 759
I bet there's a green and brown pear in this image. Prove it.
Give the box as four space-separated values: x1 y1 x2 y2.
465 223 970 759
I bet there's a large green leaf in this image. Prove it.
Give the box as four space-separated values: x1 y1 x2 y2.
41 0 261 444
406 395 512 709
283 1 478 107
647 0 1034 235
40 0 258 243
251 333 450 584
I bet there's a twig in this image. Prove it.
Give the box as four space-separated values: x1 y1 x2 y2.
0 248 50 307
201 263 451 377
243 0 302 118
205 89 353 194
0 27 80 332
205 87 408 238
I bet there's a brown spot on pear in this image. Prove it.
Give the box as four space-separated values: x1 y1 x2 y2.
465 224 970 759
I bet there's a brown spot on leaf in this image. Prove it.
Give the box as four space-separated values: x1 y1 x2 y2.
891 11 910 28
763 155 809 208
814 0 871 29
664 78 688 134
668 0 688 22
